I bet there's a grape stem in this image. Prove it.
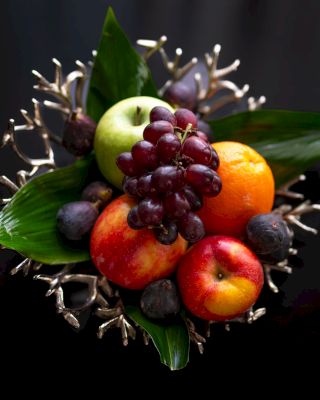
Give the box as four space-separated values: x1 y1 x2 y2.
180 123 193 144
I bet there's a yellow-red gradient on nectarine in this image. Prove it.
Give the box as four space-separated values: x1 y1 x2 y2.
90 195 187 290
177 235 264 321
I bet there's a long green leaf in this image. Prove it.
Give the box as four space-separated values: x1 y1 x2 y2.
210 109 320 186
86 7 158 122
126 306 189 371
0 157 95 264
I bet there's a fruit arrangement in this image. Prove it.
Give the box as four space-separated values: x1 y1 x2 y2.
1 7 320 370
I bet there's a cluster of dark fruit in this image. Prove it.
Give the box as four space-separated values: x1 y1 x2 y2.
116 106 222 245
56 181 112 241
246 212 293 263
140 213 294 321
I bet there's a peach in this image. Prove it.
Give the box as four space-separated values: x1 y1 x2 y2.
90 194 187 290
177 235 264 321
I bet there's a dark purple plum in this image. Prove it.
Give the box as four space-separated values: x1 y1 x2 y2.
81 181 112 210
163 81 197 111
57 201 98 241
140 279 181 320
63 112 96 156
246 213 293 263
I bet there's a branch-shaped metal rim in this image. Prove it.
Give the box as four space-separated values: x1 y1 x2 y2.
0 54 94 207
137 37 266 115
32 57 89 115
31 264 136 344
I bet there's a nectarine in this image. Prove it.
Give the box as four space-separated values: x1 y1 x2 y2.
177 235 264 321
90 195 187 289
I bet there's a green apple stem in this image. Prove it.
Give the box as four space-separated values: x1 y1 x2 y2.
134 106 142 126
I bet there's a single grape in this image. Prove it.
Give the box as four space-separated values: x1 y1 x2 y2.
177 212 205 243
127 206 145 229
246 213 292 263
174 108 197 130
163 81 197 110
140 279 181 320
195 131 209 142
57 201 98 241
181 136 213 165
138 197 164 226
204 173 222 197
153 221 178 245
152 166 185 193
116 152 140 176
164 191 190 218
123 177 139 197
182 186 203 211
62 112 96 156
137 173 155 197
149 106 177 126
131 140 159 171
81 181 112 210
186 164 222 196
210 148 220 170
143 121 174 144
157 133 181 164
197 119 214 141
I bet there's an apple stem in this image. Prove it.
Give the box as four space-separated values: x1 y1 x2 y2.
134 106 142 126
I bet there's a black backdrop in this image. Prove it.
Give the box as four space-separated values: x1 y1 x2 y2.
0 0 320 392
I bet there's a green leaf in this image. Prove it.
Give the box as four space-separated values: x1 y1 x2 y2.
0 157 95 264
86 7 158 122
210 109 320 186
126 306 190 371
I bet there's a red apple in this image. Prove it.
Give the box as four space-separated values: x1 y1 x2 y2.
177 235 264 321
90 194 187 290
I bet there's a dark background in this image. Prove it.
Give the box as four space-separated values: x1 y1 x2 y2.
0 0 320 392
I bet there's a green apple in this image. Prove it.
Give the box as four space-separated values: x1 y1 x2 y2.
94 96 174 189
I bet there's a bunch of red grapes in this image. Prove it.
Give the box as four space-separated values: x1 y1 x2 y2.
116 107 222 245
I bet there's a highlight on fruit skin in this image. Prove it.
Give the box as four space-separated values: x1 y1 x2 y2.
177 235 264 321
90 194 187 290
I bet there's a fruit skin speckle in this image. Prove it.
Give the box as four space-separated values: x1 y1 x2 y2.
90 195 187 290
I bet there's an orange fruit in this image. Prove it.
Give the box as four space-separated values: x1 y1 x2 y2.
197 141 275 237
